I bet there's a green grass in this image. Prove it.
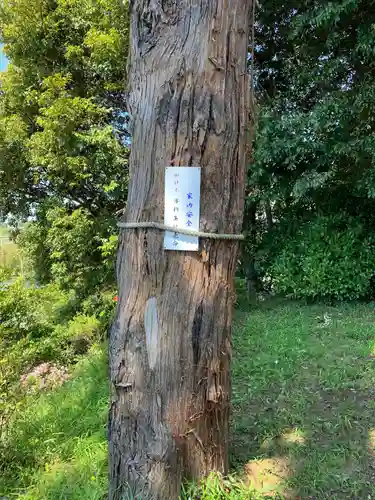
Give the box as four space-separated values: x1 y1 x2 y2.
3 300 375 498
0 240 21 271
231 300 375 498
0 345 108 499
0 226 25 274
0 225 10 238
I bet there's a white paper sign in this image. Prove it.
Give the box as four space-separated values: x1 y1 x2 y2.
164 166 201 251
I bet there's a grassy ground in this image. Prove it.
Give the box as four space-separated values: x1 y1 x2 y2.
0 226 22 273
0 225 10 238
2 299 375 498
0 346 108 499
232 299 375 498
0 240 21 271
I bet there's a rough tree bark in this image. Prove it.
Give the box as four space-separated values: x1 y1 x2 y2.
109 1 252 498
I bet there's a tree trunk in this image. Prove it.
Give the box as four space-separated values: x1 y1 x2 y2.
109 2 252 498
265 199 273 231
244 201 258 302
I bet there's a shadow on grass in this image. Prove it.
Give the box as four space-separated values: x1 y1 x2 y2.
0 346 109 499
230 300 375 498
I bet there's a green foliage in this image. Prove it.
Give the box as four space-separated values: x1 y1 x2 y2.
46 207 104 291
18 204 118 295
53 314 101 355
0 240 22 276
0 277 115 432
0 280 72 424
17 218 52 284
80 288 118 334
0 0 129 218
0 278 70 342
244 0 375 297
0 0 127 329
268 215 375 300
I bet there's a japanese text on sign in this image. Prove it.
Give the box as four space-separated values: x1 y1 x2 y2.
164 166 201 251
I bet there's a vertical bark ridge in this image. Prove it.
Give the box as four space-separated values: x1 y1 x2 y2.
109 1 252 498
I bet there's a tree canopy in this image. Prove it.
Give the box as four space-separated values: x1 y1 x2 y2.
0 0 129 220
246 0 375 299
2 0 375 300
0 0 130 292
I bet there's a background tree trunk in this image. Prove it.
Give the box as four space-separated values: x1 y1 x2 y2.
244 201 258 302
109 1 252 498
265 199 273 231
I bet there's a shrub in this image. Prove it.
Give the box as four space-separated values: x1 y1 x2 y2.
53 314 101 355
0 280 106 431
18 205 118 298
16 220 52 284
269 215 375 300
0 278 71 342
80 288 117 335
0 281 72 417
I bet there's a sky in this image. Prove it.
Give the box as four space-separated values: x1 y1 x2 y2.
0 43 8 71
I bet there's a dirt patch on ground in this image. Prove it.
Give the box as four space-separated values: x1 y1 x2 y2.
244 457 292 497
